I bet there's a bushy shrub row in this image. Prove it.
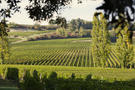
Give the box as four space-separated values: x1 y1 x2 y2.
6 68 19 81
4 68 135 90
20 70 135 90
27 31 91 41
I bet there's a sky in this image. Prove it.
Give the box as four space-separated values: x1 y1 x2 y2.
7 0 103 25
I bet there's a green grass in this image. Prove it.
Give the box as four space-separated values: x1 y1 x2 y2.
0 65 135 81
9 38 21 42
0 79 18 90
0 87 18 90
9 30 55 37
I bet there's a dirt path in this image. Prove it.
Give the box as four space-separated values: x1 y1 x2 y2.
10 31 55 44
10 33 48 44
11 38 27 44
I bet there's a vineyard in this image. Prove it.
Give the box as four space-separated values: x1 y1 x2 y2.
5 38 134 68
1 65 135 81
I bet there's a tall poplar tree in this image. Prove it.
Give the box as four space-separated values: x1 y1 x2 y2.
115 22 134 68
0 20 9 64
91 12 110 67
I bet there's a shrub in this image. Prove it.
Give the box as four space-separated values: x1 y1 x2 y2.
48 72 57 80
56 28 67 37
22 70 43 90
27 37 35 41
71 73 75 79
85 74 92 81
2 68 7 79
41 74 47 86
14 35 18 37
6 68 19 81
33 70 40 81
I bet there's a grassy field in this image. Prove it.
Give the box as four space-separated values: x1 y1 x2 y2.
8 30 56 43
9 38 22 42
9 30 55 37
0 79 18 90
0 65 135 81
8 38 92 66
6 37 132 68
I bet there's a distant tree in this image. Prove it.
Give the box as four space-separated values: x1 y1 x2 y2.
79 27 84 37
69 18 85 32
76 18 84 30
83 21 93 29
8 22 17 28
91 12 110 67
69 19 77 32
55 17 67 28
56 28 67 37
49 19 56 25
68 18 93 32
49 17 67 28
34 23 41 30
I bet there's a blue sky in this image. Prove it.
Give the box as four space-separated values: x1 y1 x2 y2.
8 0 103 25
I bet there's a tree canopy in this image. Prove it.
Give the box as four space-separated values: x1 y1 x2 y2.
49 17 67 28
0 0 135 24
97 0 135 27
0 0 72 21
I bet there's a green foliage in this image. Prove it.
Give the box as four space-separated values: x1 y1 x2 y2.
71 73 76 79
20 70 135 90
22 70 43 90
91 12 111 67
6 68 19 81
1 65 135 81
49 17 67 28
49 19 56 25
33 70 40 81
68 18 92 32
79 27 84 37
56 28 67 37
115 23 134 68
85 74 92 81
48 72 57 80
0 22 9 64
55 17 67 28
